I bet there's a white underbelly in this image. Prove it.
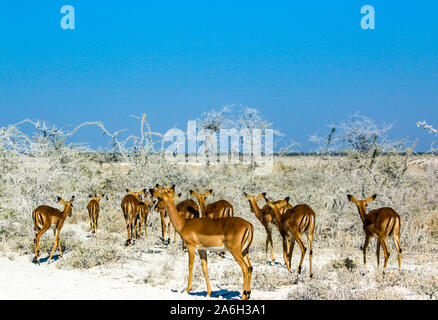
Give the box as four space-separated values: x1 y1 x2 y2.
198 246 226 252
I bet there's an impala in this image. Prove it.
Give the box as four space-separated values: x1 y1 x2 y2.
265 196 316 278
347 194 402 270
32 196 75 264
244 192 292 263
87 194 105 234
150 187 254 300
134 200 154 239
121 189 146 246
154 184 181 244
189 189 233 219
175 198 200 250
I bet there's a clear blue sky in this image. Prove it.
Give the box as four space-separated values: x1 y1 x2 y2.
0 1 437 151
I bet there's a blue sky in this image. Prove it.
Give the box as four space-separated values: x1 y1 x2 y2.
0 1 437 151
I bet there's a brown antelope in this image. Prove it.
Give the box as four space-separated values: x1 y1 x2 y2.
265 196 316 278
121 189 146 246
189 189 234 219
87 194 105 234
175 199 200 250
32 196 75 264
244 192 292 263
154 184 181 244
347 194 402 270
155 184 200 247
134 200 154 239
150 187 254 300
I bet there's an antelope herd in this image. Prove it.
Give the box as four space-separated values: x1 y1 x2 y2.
31 184 403 300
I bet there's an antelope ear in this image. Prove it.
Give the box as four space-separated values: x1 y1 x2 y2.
175 193 182 199
243 192 250 199
94 194 97 197
190 190 197 197
347 194 356 202
126 189 130 193
366 194 377 203
171 185 176 192
89 195 93 198
205 189 212 196
57 197 62 202
150 189 159 198
285 197 290 202
71 196 75 202
258 193 266 199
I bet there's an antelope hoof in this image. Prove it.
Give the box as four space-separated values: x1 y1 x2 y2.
125 240 131 246
32 256 39 264
310 273 313 279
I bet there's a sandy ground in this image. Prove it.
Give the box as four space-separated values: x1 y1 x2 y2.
0 251 291 300
1 217 436 300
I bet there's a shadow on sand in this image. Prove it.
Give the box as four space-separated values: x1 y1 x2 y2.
181 289 241 300
33 254 61 264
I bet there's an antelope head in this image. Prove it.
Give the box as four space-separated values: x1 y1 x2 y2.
57 196 75 217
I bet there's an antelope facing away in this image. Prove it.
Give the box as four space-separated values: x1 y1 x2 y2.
32 196 75 264
121 189 146 246
347 194 402 270
265 196 316 278
87 194 105 234
134 200 154 239
150 187 254 300
244 192 292 263
190 189 234 219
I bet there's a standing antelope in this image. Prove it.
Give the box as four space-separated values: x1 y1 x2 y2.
121 189 146 246
154 184 181 244
347 194 402 270
189 189 234 219
244 192 292 263
87 194 105 234
134 200 154 239
150 187 254 300
175 199 200 250
265 196 316 278
32 196 75 264
155 185 200 247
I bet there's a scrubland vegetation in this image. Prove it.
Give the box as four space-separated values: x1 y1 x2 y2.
0 108 436 299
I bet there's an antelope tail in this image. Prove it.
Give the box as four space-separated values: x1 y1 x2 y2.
32 210 42 232
242 225 254 255
386 217 396 236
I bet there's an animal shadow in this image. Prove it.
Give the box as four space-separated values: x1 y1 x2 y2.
187 289 241 300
